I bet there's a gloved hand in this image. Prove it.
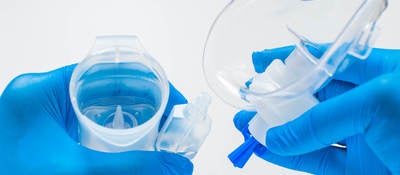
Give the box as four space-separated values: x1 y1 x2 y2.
233 46 400 175
0 64 193 175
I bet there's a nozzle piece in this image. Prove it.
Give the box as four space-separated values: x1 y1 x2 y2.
112 105 125 129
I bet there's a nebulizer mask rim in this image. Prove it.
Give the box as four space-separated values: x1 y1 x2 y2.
202 0 387 109
69 35 170 147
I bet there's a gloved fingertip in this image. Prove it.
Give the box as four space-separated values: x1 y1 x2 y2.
266 124 312 156
168 83 188 104
65 63 78 69
64 63 78 73
163 83 187 118
305 44 325 59
265 126 291 156
161 152 193 175
61 64 78 81
42 64 78 84
50 63 77 74
252 46 296 73
233 110 257 131
252 51 270 73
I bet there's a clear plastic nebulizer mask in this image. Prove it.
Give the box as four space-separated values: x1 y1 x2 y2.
70 35 211 159
202 0 387 167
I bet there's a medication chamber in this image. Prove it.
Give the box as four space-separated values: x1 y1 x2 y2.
202 0 387 167
70 35 211 158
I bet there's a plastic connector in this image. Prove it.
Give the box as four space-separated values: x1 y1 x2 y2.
156 93 212 159
229 137 259 168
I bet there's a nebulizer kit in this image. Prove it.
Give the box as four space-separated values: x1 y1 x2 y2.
68 0 388 167
202 0 387 168
69 35 211 159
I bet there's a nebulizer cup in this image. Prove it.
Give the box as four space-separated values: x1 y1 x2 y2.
70 35 212 158
70 35 169 152
202 0 387 167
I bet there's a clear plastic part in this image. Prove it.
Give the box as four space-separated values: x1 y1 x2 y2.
70 35 212 159
70 35 170 152
202 0 387 168
156 92 212 159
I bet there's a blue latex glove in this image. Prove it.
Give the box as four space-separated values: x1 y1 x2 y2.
233 46 400 174
0 64 193 174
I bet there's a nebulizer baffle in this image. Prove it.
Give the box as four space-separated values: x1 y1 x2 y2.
202 0 387 168
69 35 211 158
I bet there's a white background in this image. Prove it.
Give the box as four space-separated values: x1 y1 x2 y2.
1 0 399 174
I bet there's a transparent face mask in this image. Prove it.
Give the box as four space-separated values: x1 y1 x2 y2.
202 0 387 168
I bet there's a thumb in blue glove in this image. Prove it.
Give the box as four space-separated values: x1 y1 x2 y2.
234 46 400 175
0 64 193 174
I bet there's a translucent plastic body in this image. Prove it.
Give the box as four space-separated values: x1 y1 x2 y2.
202 0 387 167
70 35 212 158
70 36 170 152
157 93 212 159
